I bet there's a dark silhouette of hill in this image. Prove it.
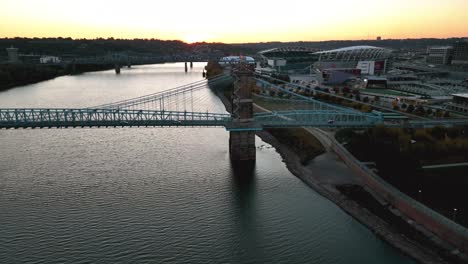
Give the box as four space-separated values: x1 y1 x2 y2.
1 37 466 59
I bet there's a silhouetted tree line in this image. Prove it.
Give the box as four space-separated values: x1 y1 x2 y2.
2 37 465 59
230 38 466 52
204 61 223 79
0 63 113 90
337 126 468 227
0 38 254 57
0 64 62 89
336 126 468 189
338 126 468 163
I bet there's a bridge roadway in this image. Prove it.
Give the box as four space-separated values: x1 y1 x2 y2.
1 107 467 130
1 75 468 130
0 109 231 129
0 108 382 129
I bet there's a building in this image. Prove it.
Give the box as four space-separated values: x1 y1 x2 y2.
19 54 41 64
426 46 453 65
312 46 391 73
219 56 255 65
452 39 468 65
447 93 468 113
267 58 287 71
322 68 361 85
6 46 19 63
376 36 382 41
40 56 61 64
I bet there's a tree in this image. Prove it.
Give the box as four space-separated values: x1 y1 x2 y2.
335 128 356 143
414 129 433 142
447 127 461 139
401 103 407 109
443 111 451 118
393 105 400 111
363 97 370 103
415 106 426 115
430 126 446 140
407 104 415 113
361 105 372 112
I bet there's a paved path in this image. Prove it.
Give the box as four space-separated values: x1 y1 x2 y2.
422 162 468 169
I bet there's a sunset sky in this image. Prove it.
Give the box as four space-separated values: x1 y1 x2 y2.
1 0 467 43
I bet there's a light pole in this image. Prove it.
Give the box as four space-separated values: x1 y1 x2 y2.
453 208 458 222
418 189 422 201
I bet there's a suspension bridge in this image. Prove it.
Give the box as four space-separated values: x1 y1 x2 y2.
1 64 467 161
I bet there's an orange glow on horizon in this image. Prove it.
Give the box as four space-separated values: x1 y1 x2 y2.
0 0 467 43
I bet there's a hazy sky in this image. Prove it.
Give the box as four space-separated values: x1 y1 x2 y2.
1 0 467 43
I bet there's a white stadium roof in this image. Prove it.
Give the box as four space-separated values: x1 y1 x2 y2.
312 45 391 62
258 47 320 55
313 45 388 54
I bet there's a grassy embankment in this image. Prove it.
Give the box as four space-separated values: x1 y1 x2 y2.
252 96 324 164
263 128 324 165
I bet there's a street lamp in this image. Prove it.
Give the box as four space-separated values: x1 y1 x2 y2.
453 208 458 221
418 189 422 201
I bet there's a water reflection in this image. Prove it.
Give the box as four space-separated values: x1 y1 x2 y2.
0 64 415 264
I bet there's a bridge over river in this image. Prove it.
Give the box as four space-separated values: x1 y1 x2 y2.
1 63 468 162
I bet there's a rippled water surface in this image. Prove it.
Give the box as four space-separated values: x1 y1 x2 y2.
0 63 415 263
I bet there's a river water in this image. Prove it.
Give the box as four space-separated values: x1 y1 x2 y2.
0 63 415 263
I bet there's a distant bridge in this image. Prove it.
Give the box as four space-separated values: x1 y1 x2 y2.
60 52 220 74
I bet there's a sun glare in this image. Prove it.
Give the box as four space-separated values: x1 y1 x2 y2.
183 34 208 44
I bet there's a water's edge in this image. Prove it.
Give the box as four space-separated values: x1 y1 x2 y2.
214 88 447 264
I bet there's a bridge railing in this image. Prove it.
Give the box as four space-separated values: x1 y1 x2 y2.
0 108 232 129
254 110 380 128
254 77 384 121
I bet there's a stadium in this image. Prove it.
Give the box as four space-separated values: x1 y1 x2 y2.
258 45 392 74
313 45 391 62
257 47 321 72
312 45 392 73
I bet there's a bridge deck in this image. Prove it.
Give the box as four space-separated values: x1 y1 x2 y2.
0 108 231 129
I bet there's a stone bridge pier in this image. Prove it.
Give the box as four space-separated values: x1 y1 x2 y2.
229 65 256 162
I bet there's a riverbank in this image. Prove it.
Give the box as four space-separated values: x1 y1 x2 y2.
0 63 115 92
213 84 462 264
254 107 463 264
